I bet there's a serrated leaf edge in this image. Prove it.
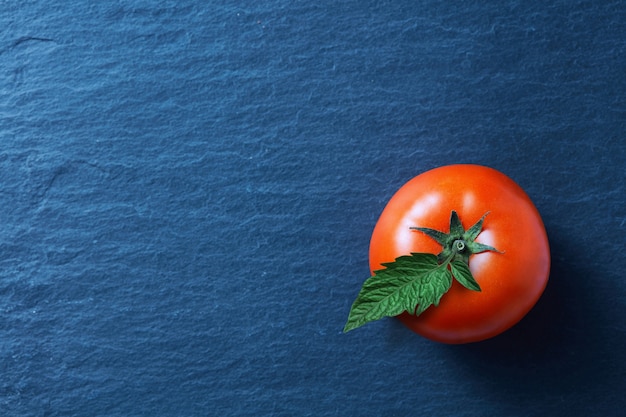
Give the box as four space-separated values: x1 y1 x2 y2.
344 253 453 332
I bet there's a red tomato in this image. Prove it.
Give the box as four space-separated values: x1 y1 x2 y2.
369 165 550 343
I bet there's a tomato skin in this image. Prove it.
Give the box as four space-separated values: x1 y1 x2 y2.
369 165 550 344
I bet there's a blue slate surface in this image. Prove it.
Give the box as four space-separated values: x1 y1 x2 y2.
1 1 625 416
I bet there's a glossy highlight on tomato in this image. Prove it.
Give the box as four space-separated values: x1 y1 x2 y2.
369 165 550 344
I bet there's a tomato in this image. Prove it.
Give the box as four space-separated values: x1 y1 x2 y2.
369 164 550 344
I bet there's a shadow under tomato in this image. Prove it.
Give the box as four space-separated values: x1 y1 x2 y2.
440 231 623 410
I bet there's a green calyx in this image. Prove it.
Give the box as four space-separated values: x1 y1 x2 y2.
410 211 501 265
343 210 502 333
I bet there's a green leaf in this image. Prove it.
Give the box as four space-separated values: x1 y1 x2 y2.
409 226 449 246
466 241 501 255
344 210 503 334
464 211 489 241
343 253 453 332
449 211 465 236
450 259 481 292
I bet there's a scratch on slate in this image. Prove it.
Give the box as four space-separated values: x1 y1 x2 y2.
0 36 56 55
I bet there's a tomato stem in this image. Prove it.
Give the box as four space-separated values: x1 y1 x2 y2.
411 211 501 266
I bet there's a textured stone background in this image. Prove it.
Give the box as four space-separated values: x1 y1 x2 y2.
1 1 624 415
